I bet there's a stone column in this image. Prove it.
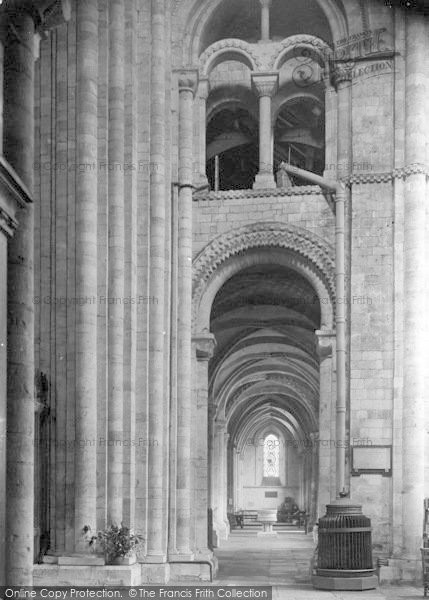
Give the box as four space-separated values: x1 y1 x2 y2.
252 73 278 190
212 420 229 543
147 0 167 562
259 0 271 42
309 432 318 528
107 0 125 526
0 23 3 156
192 332 216 558
3 2 37 584
197 78 209 187
316 330 335 511
3 0 70 576
223 431 231 535
323 75 337 180
0 19 6 588
174 69 198 559
74 0 99 550
402 13 428 562
0 163 32 586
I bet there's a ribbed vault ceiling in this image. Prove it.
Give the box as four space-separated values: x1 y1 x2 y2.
210 263 320 448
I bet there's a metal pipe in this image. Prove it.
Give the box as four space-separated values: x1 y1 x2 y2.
280 162 347 496
279 162 337 192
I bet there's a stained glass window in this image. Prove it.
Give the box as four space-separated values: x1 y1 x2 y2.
263 433 280 478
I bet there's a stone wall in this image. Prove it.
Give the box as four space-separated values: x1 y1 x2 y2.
192 187 335 257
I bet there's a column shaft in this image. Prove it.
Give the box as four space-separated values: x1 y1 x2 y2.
252 73 277 190
176 72 197 557
74 0 99 548
147 0 167 559
192 333 215 558
198 79 209 185
107 0 125 525
402 14 427 560
4 6 35 584
260 0 271 41
0 31 3 156
259 95 271 173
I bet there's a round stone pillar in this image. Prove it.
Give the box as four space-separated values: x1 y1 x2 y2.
107 0 125 526
146 0 167 561
316 330 335 510
174 69 198 559
402 13 428 563
192 332 216 559
3 0 70 579
74 0 99 550
3 3 37 584
197 78 209 187
212 420 229 543
252 73 278 190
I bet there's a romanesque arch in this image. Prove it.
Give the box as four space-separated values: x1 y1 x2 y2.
192 221 335 331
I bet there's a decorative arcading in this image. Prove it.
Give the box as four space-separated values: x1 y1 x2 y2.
199 38 263 75
192 222 336 326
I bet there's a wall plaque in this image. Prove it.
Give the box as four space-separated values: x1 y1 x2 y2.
265 491 278 498
351 445 392 476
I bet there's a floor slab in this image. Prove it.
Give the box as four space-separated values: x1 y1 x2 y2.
213 530 422 599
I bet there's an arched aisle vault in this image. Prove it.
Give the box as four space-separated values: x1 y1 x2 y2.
191 223 337 546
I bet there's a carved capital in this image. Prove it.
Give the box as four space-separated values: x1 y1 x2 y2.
37 0 71 32
176 68 199 96
251 72 278 98
1 1 71 32
215 419 227 434
315 329 335 359
330 64 353 89
259 0 272 7
198 78 210 101
193 331 216 361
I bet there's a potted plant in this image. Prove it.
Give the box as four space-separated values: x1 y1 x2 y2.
87 524 144 565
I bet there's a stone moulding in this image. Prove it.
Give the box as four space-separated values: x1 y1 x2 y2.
344 164 429 185
199 38 263 76
192 222 336 328
272 34 333 70
193 185 323 201
193 165 429 200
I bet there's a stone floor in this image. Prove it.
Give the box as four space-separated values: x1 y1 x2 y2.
213 530 423 600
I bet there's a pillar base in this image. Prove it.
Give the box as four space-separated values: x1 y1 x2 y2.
33 563 141 586
169 552 195 561
140 553 167 563
57 554 105 566
312 574 378 591
253 172 276 189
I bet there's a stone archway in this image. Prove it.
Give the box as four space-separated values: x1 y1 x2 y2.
193 221 336 331
192 222 337 546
